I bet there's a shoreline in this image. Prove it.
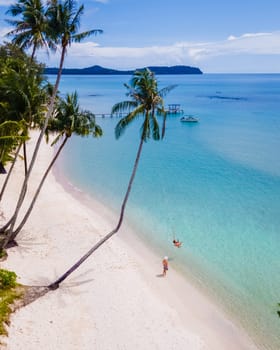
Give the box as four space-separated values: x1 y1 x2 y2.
0 133 259 349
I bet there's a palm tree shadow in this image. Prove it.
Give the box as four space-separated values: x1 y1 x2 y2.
60 277 95 289
57 269 96 290
26 268 95 293
11 230 47 252
51 270 96 307
20 269 97 310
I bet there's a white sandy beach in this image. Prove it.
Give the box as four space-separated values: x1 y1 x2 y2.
0 133 260 350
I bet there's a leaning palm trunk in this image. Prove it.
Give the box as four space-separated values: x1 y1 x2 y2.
47 68 172 289
23 141 28 175
0 142 24 237
48 136 144 289
0 47 67 251
10 136 68 240
0 141 32 231
0 141 23 203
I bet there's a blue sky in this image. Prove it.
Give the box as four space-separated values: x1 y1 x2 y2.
1 0 280 72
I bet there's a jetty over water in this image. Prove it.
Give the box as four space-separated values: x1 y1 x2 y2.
94 112 128 118
95 105 184 118
166 104 184 114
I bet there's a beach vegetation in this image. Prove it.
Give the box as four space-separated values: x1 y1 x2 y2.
0 0 103 251
0 269 17 289
0 43 49 201
0 121 28 175
47 68 176 289
0 269 22 336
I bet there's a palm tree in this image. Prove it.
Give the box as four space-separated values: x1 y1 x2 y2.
1 0 102 251
46 0 103 96
47 69 176 289
6 92 102 243
0 45 48 209
5 0 49 60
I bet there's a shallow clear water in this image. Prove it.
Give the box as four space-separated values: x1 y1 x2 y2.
49 74 280 349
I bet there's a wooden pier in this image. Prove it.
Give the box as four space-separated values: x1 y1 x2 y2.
95 105 184 118
94 112 128 118
166 104 184 114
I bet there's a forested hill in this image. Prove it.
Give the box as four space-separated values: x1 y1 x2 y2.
45 65 203 75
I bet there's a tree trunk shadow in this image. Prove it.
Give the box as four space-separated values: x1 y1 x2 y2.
11 285 50 312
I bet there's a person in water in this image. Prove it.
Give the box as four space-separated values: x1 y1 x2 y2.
173 239 182 248
162 256 169 277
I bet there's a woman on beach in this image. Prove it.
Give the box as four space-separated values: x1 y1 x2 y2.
162 256 169 277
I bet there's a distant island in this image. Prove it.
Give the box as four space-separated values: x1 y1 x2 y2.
45 65 203 75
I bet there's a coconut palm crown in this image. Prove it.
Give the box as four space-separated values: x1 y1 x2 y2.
46 0 103 64
5 0 49 59
113 68 177 141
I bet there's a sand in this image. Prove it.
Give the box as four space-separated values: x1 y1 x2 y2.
0 132 260 350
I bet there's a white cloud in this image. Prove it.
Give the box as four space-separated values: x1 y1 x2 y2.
44 31 279 70
5 30 280 72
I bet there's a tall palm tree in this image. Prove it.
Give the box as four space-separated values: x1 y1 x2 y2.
5 92 102 243
46 0 103 96
5 0 49 60
47 69 176 289
2 0 102 251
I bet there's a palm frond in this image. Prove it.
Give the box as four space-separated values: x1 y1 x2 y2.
140 114 150 142
50 131 64 146
159 84 178 98
114 68 175 142
115 106 143 139
111 100 138 115
92 124 103 138
73 29 103 43
150 112 160 141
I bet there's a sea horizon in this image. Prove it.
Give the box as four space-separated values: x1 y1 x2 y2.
49 73 280 350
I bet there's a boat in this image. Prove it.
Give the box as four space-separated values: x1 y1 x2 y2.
180 115 198 123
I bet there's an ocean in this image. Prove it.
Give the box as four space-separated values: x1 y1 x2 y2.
49 73 280 350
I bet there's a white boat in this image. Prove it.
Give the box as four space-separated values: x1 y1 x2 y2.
180 115 198 123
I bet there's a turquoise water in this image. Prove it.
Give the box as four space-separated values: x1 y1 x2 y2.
49 74 280 349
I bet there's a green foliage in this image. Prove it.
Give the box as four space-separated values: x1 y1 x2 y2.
0 269 17 289
46 0 103 52
112 68 177 141
0 120 28 166
0 289 20 335
0 249 7 260
0 43 50 166
0 269 21 336
47 91 103 143
5 0 50 59
0 43 47 125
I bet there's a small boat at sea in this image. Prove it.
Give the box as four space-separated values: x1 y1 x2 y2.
180 115 198 123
